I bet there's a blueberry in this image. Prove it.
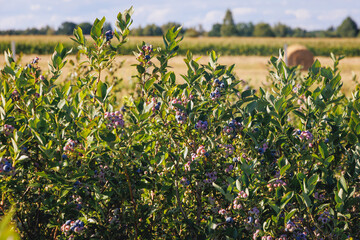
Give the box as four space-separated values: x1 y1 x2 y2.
105 30 114 41
79 221 84 227
76 160 81 167
258 148 264 154
254 128 259 132
3 165 10 172
145 55 151 60
176 115 182 121
121 106 126 112
297 130 301 135
204 152 209 157
232 157 238 162
220 83 225 88
154 105 160 110
62 154 67 159
65 220 71 225
157 102 161 106
324 138 329 144
247 216 254 223
226 217 234 224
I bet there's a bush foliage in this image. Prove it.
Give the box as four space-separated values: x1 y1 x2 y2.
0 8 359 239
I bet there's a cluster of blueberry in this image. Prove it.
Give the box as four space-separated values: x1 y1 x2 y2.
223 119 242 137
203 171 217 184
222 144 235 157
294 129 314 148
61 219 85 234
180 177 190 186
105 30 114 42
70 195 83 211
213 78 226 88
267 179 287 192
136 44 153 66
63 139 78 152
194 120 208 131
31 57 40 64
11 90 20 101
3 124 14 136
256 142 269 155
317 210 331 224
210 88 221 101
171 98 190 124
196 145 209 158
105 111 125 130
224 164 234 173
0 158 13 173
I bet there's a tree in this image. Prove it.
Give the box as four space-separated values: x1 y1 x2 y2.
161 22 184 35
57 21 77 35
208 23 221 37
184 28 200 37
337 16 358 37
143 24 163 36
236 22 254 36
253 23 275 37
272 23 293 37
292 27 307 37
78 22 92 35
221 9 237 36
103 22 113 32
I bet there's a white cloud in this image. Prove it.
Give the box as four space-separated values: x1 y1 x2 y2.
145 8 172 24
30 4 41 11
233 7 257 16
317 9 347 21
285 9 311 20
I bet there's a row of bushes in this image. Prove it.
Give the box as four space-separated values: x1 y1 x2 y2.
0 8 359 239
2 40 360 56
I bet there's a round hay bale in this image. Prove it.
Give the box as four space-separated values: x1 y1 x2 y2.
287 44 314 70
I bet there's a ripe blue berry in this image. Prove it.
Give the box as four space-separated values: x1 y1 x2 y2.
324 138 329 143
62 154 67 159
3 165 10 172
226 217 234 223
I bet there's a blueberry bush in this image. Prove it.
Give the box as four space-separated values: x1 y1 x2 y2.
0 8 359 240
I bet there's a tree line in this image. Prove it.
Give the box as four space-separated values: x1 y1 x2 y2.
0 9 359 38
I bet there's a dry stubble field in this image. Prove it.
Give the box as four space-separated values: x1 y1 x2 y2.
1 54 359 96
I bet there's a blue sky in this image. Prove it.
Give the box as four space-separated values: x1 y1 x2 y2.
1 0 360 31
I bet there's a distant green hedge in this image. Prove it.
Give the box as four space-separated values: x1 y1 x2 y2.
1 40 360 56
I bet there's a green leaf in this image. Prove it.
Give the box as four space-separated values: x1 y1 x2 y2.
96 81 107 101
280 164 290 176
91 17 106 41
285 209 297 225
339 175 348 193
144 78 156 91
301 192 312 207
318 142 328 158
212 182 225 196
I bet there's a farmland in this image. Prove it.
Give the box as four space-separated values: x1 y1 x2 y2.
1 53 360 96
1 35 360 56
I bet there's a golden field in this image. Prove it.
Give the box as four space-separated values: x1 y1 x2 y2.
1 53 359 96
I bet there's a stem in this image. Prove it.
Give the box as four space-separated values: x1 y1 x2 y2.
123 161 139 239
